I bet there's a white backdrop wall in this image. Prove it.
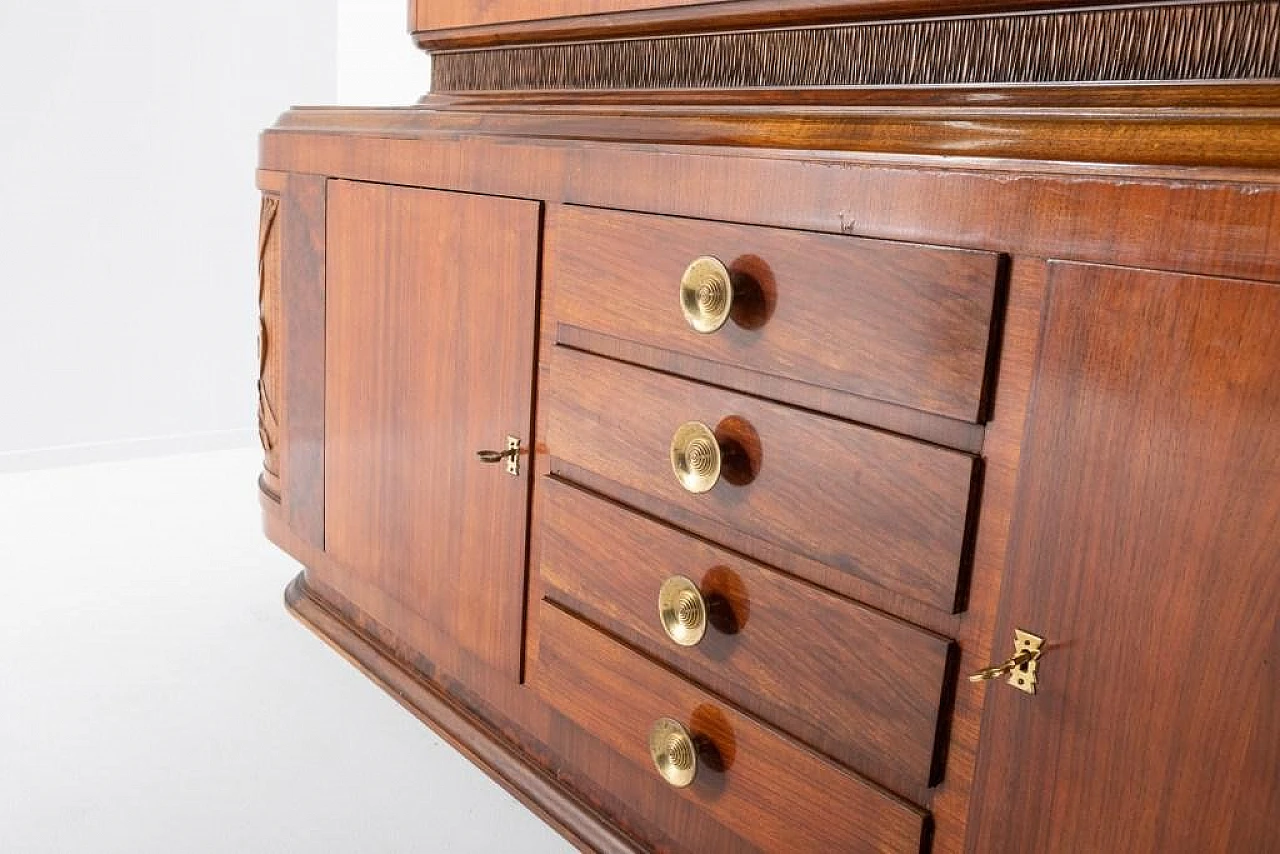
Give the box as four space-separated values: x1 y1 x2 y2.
0 1 339 469
338 0 432 106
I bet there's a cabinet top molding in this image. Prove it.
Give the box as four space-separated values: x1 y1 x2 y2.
426 1 1280 93
411 0 1277 53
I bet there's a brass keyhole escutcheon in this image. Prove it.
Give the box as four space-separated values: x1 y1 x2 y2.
476 436 521 476
671 421 721 494
969 629 1045 695
680 256 733 334
659 576 708 647
649 717 698 788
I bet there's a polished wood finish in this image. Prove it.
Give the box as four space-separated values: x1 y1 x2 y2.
546 346 978 612
278 173 326 548
539 477 954 800
416 0 713 32
414 0 1135 49
261 3 1280 851
556 325 986 454
284 572 645 854
970 263 1280 853
260 123 1280 284
927 258 1049 854
431 4 1280 92
257 193 283 500
532 600 930 854
323 180 540 681
547 204 1001 422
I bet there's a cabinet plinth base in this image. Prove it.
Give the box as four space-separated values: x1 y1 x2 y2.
282 572 641 854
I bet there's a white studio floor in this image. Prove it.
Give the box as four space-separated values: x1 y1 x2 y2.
0 448 574 854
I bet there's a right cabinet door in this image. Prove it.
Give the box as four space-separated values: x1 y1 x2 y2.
969 262 1279 853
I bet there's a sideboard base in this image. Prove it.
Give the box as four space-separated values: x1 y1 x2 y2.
283 572 641 854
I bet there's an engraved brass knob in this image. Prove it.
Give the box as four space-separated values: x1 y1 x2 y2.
649 718 698 788
658 576 707 647
680 256 733 334
670 421 721 494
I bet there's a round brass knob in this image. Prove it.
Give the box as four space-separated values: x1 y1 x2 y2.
658 576 707 647
649 718 698 788
670 421 721 494
680 256 733 334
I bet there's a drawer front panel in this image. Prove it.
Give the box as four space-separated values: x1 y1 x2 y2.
539 477 954 795
532 600 929 854
548 204 1002 422
547 346 978 612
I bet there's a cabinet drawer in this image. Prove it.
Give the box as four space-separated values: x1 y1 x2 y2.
539 477 954 796
546 346 978 612
532 600 929 854
547 204 1002 422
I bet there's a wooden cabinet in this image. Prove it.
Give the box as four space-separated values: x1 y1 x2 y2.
314 180 540 685
258 2 1280 851
969 263 1280 852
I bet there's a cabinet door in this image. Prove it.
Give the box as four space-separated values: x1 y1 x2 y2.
323 180 540 681
969 263 1279 852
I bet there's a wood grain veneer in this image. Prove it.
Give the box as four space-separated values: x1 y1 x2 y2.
257 193 283 501
259 125 1280 284
969 263 1280 853
432 2 1280 92
283 572 646 854
323 180 540 682
532 599 931 853
416 0 715 32
539 477 955 801
547 204 1001 423
278 173 326 549
413 0 1189 49
260 3 1280 851
546 346 979 612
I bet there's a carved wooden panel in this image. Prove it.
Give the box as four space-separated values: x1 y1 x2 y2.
258 193 283 500
433 1 1280 91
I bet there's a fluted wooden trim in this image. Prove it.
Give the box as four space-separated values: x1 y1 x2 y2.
433 1 1280 91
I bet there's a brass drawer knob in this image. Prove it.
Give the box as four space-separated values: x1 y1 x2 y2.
670 421 721 494
649 717 698 788
680 256 733 333
659 576 707 647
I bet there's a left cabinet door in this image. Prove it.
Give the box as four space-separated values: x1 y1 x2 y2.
323 180 541 681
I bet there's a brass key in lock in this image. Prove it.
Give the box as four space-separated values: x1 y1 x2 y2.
969 630 1045 695
476 436 522 476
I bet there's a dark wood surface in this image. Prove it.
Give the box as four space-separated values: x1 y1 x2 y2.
263 6 1280 849
546 346 979 612
279 173 327 548
539 477 954 801
532 599 930 853
555 325 987 453
261 119 1280 284
927 258 1049 854
431 5 1280 93
415 0 711 32
257 192 283 500
279 102 1280 172
414 0 1135 49
547 204 1000 422
322 180 541 681
969 263 1280 853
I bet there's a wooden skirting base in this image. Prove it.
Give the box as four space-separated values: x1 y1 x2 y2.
282 572 641 854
